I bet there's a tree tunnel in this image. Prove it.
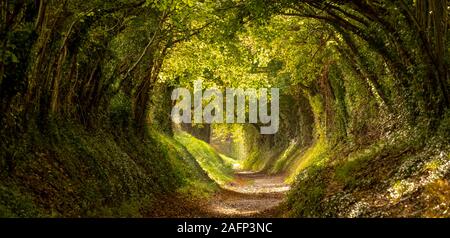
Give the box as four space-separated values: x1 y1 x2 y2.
0 0 449 218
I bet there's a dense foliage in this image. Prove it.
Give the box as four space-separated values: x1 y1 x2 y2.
1 0 449 217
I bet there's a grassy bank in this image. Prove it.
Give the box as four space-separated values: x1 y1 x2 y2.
0 121 222 217
175 131 235 186
282 124 450 218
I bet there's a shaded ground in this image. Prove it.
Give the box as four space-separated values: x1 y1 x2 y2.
146 171 290 218
206 172 290 217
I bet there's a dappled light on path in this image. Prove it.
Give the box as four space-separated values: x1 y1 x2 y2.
224 172 291 194
207 172 290 217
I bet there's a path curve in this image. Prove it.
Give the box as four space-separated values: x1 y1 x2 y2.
207 172 290 217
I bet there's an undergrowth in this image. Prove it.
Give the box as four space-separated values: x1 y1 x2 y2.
282 123 450 217
0 120 218 217
174 131 235 185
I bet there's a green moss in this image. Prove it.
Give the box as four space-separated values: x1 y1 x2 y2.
241 150 263 171
0 185 43 217
286 137 329 183
174 131 234 185
284 166 327 217
0 120 216 217
271 142 302 174
334 145 384 188
154 131 218 199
